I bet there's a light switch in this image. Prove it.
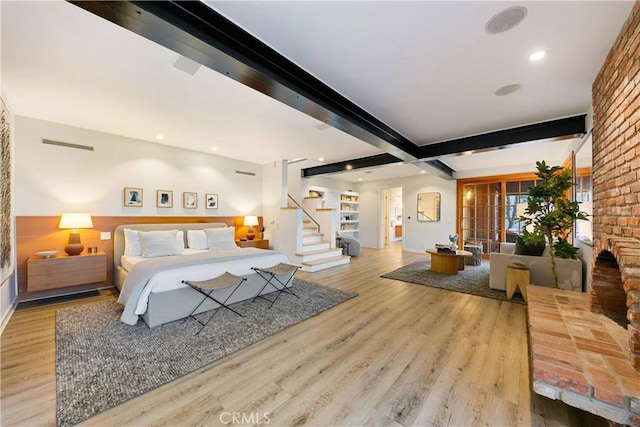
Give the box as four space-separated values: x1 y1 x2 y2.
100 232 111 240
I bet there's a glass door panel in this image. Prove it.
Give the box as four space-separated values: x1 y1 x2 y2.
461 182 502 254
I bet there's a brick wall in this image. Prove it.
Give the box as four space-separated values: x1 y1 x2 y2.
592 1 640 370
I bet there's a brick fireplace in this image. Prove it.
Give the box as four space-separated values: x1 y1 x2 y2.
526 5 640 424
592 1 640 372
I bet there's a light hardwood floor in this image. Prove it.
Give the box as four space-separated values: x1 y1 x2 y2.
1 244 607 426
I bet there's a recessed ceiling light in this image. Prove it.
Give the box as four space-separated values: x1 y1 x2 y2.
345 164 353 170
529 50 546 61
421 170 426 174
485 6 528 34
495 83 523 96
318 157 324 162
358 178 363 181
210 147 217 151
156 134 164 140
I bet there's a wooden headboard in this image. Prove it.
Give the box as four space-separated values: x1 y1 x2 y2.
15 215 261 301
113 223 227 268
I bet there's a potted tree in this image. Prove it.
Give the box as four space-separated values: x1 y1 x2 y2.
518 161 589 288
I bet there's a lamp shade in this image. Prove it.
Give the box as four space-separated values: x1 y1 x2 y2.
59 213 93 230
243 215 259 227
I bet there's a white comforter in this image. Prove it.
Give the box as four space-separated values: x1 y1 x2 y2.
120 248 289 320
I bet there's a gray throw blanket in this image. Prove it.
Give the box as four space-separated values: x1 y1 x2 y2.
118 249 280 325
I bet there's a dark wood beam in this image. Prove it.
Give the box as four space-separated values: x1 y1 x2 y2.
301 154 402 178
301 115 585 178
418 114 586 158
69 0 421 161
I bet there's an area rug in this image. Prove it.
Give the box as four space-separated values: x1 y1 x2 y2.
381 261 525 304
55 279 356 427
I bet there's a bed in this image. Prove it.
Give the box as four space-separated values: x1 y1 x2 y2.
114 223 291 327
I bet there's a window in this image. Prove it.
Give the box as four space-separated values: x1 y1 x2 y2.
457 173 541 255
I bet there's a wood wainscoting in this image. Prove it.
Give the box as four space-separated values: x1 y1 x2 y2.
15 216 262 301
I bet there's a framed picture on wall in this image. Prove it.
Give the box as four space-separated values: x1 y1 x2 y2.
156 190 173 208
183 192 197 209
205 193 218 209
1 96 14 285
123 187 143 207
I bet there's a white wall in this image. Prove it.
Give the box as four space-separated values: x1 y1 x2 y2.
14 116 263 216
356 174 456 252
262 159 288 250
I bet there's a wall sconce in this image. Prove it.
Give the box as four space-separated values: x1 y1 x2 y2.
59 213 93 255
243 215 259 241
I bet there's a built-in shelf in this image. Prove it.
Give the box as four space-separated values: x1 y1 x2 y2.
339 192 359 237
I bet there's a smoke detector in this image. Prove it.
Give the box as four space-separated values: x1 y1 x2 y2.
485 6 528 34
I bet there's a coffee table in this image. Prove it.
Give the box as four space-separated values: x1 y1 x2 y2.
426 248 473 275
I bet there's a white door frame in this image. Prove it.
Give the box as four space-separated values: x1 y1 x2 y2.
378 185 404 249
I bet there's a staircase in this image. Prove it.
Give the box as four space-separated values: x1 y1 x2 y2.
295 221 350 272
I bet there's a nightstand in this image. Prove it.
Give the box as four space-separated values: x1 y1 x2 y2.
236 239 269 249
27 252 107 292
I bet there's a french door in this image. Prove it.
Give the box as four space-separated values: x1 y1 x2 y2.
460 182 502 255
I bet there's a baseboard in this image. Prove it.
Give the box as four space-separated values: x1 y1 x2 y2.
0 301 17 336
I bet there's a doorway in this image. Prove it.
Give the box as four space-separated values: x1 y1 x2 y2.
382 187 403 246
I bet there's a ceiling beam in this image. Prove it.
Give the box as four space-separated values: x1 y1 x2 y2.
301 154 402 178
418 114 586 158
69 0 421 162
301 115 586 178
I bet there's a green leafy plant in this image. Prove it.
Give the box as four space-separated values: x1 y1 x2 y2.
518 161 589 288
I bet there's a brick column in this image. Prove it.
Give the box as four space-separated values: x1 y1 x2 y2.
592 1 640 371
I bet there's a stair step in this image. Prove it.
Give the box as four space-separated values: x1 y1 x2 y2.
302 241 330 252
295 248 340 257
303 240 330 246
301 255 350 272
295 248 343 262
302 233 323 242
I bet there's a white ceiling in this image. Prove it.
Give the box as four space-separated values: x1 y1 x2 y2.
1 1 634 183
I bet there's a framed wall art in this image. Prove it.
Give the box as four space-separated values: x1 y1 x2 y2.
205 193 218 209
183 192 197 209
156 190 173 208
1 96 13 286
123 187 143 207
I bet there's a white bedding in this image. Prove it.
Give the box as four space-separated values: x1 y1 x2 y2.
121 249 207 271
122 248 289 316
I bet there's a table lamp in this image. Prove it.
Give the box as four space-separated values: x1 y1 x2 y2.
59 213 93 255
243 215 259 241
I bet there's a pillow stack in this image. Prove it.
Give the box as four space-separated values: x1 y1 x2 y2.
188 227 238 250
124 227 239 256
124 229 184 258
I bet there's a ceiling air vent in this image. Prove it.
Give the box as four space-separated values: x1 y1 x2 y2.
42 139 93 151
173 55 201 76
495 84 523 96
313 123 332 131
485 6 527 34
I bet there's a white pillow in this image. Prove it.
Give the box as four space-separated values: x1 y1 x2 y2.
123 228 142 256
138 230 182 258
124 228 184 256
175 230 185 251
187 230 208 250
205 227 238 250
